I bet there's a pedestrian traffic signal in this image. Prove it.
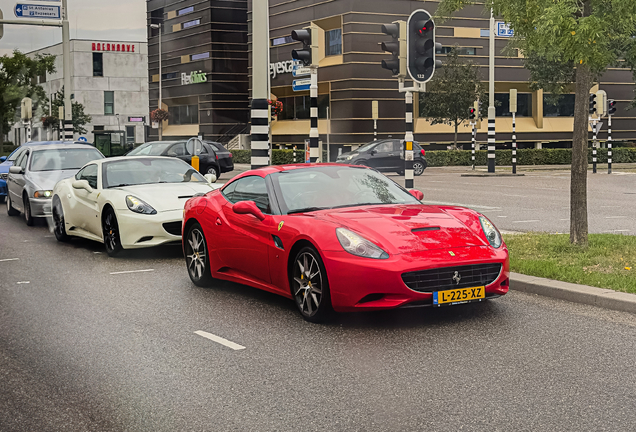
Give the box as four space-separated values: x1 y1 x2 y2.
469 107 476 120
407 9 442 83
291 25 319 67
608 99 617 115
589 94 597 115
380 21 406 77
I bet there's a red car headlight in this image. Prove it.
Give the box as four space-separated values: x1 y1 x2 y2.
336 228 389 259
479 216 502 248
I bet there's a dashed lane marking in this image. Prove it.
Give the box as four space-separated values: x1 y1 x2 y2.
0 258 19 262
605 216 627 219
17 281 30 284
195 331 246 351
110 269 155 275
512 220 540 223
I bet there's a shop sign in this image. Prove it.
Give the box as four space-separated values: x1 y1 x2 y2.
270 60 300 79
92 42 136 53
181 71 208 85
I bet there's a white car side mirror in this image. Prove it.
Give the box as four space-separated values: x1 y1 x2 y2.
204 173 217 184
72 180 93 193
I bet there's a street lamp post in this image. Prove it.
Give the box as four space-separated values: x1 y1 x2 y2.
150 23 162 141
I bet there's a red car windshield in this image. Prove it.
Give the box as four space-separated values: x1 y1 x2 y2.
270 166 419 214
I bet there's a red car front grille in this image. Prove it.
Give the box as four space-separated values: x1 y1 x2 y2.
402 263 502 292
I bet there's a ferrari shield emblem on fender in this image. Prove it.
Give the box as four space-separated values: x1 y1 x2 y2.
278 221 285 231
449 251 456 257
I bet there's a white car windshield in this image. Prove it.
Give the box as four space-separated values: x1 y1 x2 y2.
30 148 104 172
270 166 419 214
103 157 206 188
127 142 175 156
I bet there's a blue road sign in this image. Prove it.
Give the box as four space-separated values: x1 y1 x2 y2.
292 66 311 78
292 78 311 92
77 137 88 142
496 22 514 38
15 4 61 19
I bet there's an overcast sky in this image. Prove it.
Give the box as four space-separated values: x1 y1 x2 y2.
0 0 146 56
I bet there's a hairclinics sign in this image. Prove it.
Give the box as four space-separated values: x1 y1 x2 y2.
92 42 136 53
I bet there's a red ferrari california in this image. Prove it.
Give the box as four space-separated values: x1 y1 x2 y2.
182 164 509 322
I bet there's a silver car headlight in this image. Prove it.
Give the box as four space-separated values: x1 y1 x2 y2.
336 228 389 259
345 153 358 161
126 195 157 215
479 216 502 248
34 190 53 198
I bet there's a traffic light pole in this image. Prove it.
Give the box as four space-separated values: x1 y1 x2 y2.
471 121 476 170
592 119 598 174
512 112 517 174
250 0 270 169
608 114 612 174
405 90 414 189
309 67 319 163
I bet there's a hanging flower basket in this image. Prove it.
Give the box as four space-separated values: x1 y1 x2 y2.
268 100 283 117
151 108 170 122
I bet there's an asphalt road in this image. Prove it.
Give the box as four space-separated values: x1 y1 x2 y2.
2 206 636 431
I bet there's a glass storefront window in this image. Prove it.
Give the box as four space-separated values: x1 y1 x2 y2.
490 93 532 117
169 105 199 125
275 95 330 120
544 94 575 117
325 29 342 56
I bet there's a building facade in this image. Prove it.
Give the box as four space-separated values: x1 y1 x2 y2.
13 39 149 148
146 0 249 142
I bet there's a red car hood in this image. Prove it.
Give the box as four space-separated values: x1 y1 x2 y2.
317 204 487 254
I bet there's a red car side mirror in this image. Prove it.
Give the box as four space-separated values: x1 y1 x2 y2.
233 200 266 221
409 189 424 201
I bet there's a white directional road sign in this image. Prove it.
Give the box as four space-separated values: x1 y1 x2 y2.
292 66 311 77
292 78 311 92
14 4 61 19
496 22 514 37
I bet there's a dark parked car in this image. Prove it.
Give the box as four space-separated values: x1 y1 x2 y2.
335 139 427 176
128 141 230 178
204 141 234 174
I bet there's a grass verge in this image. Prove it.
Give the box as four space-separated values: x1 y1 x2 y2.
503 233 636 293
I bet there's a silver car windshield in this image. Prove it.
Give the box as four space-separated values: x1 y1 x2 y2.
30 149 104 172
271 166 419 214
103 158 206 188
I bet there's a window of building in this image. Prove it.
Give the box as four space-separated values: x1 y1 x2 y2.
183 19 200 29
126 126 135 144
178 6 194 16
543 94 575 117
104 91 114 115
275 95 330 120
436 46 476 55
480 29 491 37
162 72 178 80
325 29 342 56
93 53 103 77
492 93 532 117
168 105 199 125
191 52 210 61
94 126 104 131
271 36 295 46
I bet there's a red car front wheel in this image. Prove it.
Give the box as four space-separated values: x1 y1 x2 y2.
291 246 332 323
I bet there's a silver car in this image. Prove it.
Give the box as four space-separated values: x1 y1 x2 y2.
6 144 104 225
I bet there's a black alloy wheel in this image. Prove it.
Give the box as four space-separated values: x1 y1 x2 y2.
291 246 332 323
6 195 19 216
413 161 425 176
185 222 213 287
102 209 123 256
52 198 70 242
23 194 34 226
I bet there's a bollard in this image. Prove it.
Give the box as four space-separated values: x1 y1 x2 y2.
293 145 297 163
191 155 200 172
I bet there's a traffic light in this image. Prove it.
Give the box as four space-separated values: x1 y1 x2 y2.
469 107 476 120
589 93 597 115
407 9 442 83
608 99 617 115
291 25 319 67
380 21 406 77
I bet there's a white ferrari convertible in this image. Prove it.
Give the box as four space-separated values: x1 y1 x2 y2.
52 156 221 256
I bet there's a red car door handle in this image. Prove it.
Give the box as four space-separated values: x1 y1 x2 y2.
216 218 222 226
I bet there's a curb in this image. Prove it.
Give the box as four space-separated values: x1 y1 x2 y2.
510 272 636 314
461 173 525 177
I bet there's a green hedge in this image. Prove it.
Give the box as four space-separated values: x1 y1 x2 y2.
231 148 636 166
426 148 636 167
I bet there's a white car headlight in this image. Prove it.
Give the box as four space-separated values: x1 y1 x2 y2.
126 195 157 215
345 153 358 161
34 190 53 198
479 216 502 248
336 228 389 259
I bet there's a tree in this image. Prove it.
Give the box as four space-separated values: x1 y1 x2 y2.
420 47 485 147
43 88 92 135
437 0 636 247
0 50 56 152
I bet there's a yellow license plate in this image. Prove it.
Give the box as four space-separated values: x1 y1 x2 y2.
433 286 485 306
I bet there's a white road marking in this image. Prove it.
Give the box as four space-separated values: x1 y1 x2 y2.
93 252 102 254
512 220 540 223
560 219 569 221
613 230 630 232
423 200 501 211
497 216 508 218
110 269 155 275
17 281 30 284
0 258 19 262
195 331 246 350
501 194 528 198
605 216 627 219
